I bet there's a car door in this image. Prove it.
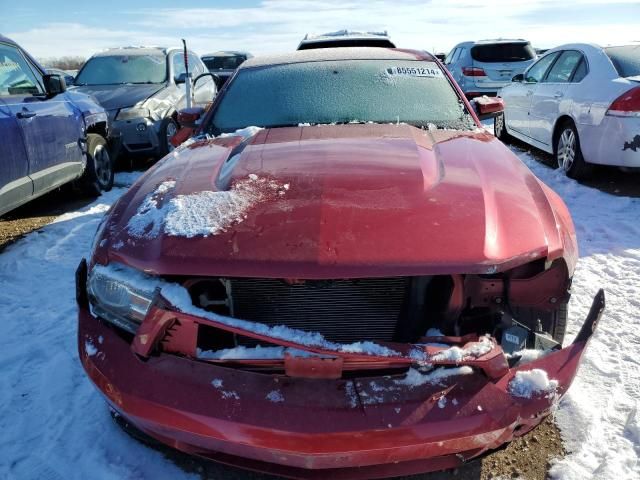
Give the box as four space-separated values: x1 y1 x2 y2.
0 96 32 216
504 52 560 137
0 43 84 196
528 50 584 147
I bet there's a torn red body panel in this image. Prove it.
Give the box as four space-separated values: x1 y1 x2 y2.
78 283 604 479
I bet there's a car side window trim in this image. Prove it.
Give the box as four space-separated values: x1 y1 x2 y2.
569 54 589 83
523 51 561 84
0 42 45 97
543 50 586 84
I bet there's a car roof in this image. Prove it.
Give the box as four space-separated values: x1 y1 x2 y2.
454 39 531 48
241 47 433 69
202 51 252 58
91 46 174 57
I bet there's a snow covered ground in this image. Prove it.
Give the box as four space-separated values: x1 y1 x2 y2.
1 135 639 479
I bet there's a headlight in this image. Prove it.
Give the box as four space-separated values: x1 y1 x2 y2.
115 106 150 121
87 263 160 333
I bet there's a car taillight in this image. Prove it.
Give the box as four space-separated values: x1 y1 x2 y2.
606 86 640 117
462 67 486 77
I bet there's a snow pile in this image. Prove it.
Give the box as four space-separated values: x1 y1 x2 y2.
218 126 263 139
430 335 493 363
127 175 289 239
507 348 552 366
164 177 289 238
128 180 176 238
395 366 473 388
508 369 559 399
198 345 322 360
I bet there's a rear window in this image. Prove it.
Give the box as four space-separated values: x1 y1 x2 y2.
298 39 395 50
208 59 474 134
203 55 246 70
471 43 535 63
605 45 640 78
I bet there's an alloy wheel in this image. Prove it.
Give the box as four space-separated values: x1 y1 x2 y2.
94 144 112 186
557 128 576 172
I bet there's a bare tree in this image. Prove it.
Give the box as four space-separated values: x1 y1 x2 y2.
39 56 86 70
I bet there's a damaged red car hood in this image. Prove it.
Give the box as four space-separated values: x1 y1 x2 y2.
102 124 573 278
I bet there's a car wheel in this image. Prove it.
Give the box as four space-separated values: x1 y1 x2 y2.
81 133 114 196
511 303 568 345
554 121 591 179
159 117 178 158
494 112 511 143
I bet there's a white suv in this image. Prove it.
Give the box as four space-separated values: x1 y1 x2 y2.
444 39 536 98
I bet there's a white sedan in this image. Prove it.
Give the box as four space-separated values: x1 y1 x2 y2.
496 43 639 178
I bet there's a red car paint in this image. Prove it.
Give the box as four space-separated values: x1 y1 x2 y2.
97 124 577 279
79 49 590 478
77 291 604 479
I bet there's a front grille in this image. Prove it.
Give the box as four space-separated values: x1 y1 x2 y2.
229 278 408 344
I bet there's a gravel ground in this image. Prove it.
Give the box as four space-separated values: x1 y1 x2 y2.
1 149 638 480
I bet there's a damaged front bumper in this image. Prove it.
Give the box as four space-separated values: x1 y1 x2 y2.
77 264 604 479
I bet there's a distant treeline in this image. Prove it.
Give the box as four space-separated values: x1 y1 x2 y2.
39 56 86 70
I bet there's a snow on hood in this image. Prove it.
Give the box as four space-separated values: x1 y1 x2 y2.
127 175 290 239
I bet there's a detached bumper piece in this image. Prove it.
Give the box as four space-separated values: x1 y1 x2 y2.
78 286 604 479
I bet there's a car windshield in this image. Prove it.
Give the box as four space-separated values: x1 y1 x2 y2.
74 54 167 85
203 55 246 70
605 45 640 78
471 43 535 63
208 59 474 134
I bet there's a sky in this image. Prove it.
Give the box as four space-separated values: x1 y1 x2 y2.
1 0 639 60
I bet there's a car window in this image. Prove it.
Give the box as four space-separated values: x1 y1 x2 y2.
444 48 457 65
76 53 167 85
0 43 43 96
208 59 475 134
545 51 583 83
605 45 640 78
571 58 588 82
525 52 560 83
471 43 536 63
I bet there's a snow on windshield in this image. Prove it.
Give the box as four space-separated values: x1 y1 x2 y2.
209 59 475 133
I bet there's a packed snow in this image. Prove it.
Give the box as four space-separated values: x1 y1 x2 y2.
394 366 474 388
1 127 640 478
509 369 559 399
430 335 493 362
128 175 289 239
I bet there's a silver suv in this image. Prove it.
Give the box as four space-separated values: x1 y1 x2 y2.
444 39 536 98
72 46 217 160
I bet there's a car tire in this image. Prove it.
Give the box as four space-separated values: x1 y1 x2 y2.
158 117 178 158
81 133 114 196
494 112 511 143
511 303 568 345
554 121 591 180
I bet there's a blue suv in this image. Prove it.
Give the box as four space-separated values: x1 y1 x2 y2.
0 35 115 217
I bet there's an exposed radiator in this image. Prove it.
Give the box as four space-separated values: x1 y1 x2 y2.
229 277 408 344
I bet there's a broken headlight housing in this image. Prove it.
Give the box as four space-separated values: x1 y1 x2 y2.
87 263 159 334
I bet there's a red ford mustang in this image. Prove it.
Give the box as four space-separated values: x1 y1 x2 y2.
77 48 604 479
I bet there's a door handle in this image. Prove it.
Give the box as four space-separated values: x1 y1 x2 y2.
553 92 564 98
17 110 36 119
